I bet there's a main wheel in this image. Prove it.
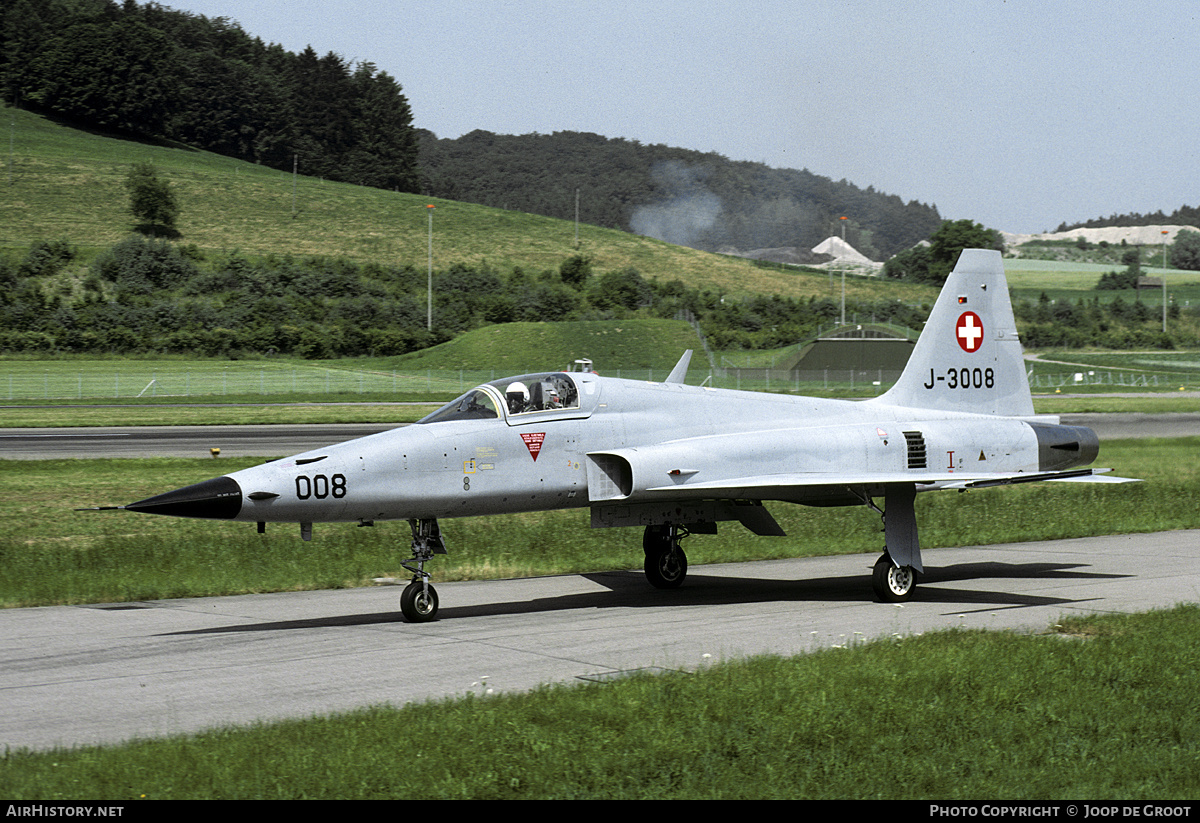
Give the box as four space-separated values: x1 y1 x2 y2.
645 546 687 589
401 580 439 622
872 554 916 602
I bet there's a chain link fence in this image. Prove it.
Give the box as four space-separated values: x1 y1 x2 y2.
0 364 1189 401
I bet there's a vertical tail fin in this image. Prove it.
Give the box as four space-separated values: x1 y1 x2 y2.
666 350 693 384
872 249 1033 417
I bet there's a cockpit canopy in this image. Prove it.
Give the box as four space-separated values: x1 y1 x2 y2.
416 387 501 424
496 372 579 416
416 372 584 425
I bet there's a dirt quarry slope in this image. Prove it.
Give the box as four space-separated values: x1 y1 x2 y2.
1002 225 1192 251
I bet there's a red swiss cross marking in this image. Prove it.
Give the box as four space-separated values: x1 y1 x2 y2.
955 311 984 353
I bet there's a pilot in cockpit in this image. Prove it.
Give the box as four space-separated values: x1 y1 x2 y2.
505 381 529 414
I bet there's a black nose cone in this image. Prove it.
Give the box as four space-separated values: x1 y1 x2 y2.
126 476 243 520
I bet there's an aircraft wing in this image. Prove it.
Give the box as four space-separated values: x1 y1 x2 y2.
941 469 1139 488
643 468 1138 495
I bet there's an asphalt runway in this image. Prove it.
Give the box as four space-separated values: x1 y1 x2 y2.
2 530 1197 752
1 412 1198 460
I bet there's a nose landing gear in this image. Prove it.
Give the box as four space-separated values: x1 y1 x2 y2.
401 518 446 622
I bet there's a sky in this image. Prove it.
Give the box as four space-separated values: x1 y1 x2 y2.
171 0 1199 235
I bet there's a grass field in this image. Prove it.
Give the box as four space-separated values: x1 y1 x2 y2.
1003 258 1200 308
4 347 1200 429
1036 350 1200 375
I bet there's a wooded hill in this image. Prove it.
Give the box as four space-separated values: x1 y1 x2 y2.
2 0 419 191
3 0 942 260
418 129 943 260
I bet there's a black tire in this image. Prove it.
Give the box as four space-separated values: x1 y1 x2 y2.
645 546 687 589
872 555 916 602
401 580 439 622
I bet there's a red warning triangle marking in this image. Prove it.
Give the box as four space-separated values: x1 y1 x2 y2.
520 432 545 461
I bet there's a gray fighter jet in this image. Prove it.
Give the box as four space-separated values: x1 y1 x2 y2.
118 249 1135 621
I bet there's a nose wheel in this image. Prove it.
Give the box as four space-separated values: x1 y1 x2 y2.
401 579 439 622
400 518 446 622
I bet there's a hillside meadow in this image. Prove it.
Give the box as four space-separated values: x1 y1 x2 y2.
8 104 1200 364
1 105 927 304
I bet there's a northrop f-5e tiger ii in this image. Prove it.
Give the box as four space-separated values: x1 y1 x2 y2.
112 249 1136 621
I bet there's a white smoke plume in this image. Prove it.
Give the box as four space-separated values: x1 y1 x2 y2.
630 160 722 248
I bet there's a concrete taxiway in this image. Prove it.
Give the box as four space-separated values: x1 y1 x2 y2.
2 529 1196 752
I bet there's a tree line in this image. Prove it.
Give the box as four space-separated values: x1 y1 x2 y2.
2 0 420 191
1014 292 1180 351
881 219 1007 285
2 237 1193 358
0 238 927 358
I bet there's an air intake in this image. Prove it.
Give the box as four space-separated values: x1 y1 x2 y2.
586 453 633 500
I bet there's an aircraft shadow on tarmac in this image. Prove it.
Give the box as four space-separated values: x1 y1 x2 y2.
162 560 1130 635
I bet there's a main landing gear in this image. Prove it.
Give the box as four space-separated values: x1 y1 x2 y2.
866 485 921 603
400 518 446 622
643 524 689 589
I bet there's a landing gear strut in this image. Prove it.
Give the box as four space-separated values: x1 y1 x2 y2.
643 524 688 589
401 518 446 622
866 484 921 603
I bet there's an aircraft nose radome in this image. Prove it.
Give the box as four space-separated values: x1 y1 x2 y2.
126 476 243 519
